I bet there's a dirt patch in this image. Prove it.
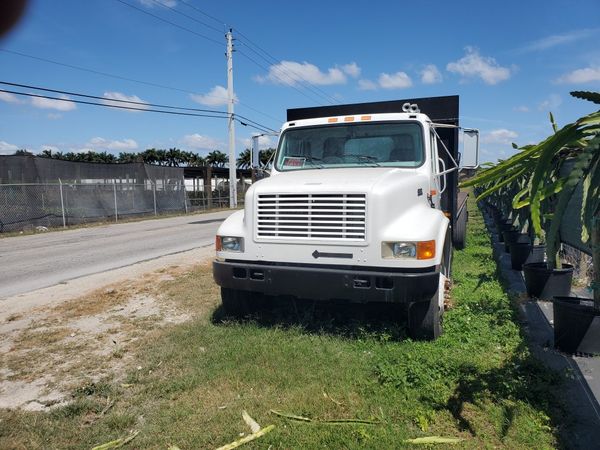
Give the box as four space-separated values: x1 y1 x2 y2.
0 259 213 411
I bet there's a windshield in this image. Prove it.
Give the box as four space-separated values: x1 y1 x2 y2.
275 122 424 171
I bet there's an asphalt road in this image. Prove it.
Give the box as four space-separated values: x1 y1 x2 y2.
0 210 234 298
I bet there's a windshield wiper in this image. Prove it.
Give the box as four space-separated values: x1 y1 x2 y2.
344 154 381 167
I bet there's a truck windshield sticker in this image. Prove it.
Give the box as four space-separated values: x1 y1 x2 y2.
282 157 305 167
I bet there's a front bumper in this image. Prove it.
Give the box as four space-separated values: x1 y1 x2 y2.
213 260 439 304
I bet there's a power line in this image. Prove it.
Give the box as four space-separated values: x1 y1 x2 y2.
237 50 324 105
235 32 339 104
158 1 338 105
1 80 277 133
0 89 274 132
114 0 224 47
118 0 335 106
177 0 226 27
237 41 336 105
0 49 283 125
144 0 224 34
0 89 227 118
0 81 227 114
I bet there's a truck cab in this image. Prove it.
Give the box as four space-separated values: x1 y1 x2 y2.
213 96 478 339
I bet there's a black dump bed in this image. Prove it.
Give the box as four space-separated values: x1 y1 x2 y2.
287 95 464 230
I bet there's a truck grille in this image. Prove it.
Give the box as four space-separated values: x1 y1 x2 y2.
256 193 367 241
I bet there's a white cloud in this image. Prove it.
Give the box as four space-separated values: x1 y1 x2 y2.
378 71 413 89
103 91 149 111
357 79 377 91
31 94 76 111
518 29 599 53
190 85 237 107
341 62 361 78
358 71 412 90
447 47 512 85
139 0 176 7
85 137 139 151
481 129 518 145
0 140 19 154
513 105 530 113
420 64 443 84
0 91 23 104
538 94 562 111
556 67 600 84
255 60 347 86
180 134 222 150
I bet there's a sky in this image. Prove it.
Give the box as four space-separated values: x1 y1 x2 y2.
0 0 599 162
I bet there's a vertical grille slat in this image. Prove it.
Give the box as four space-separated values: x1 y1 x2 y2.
256 193 366 241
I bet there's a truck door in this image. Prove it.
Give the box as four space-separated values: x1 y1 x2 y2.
430 130 443 210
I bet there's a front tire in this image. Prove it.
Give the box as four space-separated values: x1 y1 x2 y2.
221 288 251 317
407 289 442 340
407 254 448 340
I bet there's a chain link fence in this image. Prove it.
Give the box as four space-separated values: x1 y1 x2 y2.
0 182 190 233
0 181 250 233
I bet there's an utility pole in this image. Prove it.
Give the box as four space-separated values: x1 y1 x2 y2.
226 29 237 208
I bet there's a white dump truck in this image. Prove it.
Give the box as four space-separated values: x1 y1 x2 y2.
213 96 479 339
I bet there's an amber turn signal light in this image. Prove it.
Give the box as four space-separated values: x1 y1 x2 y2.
416 240 435 259
215 235 222 251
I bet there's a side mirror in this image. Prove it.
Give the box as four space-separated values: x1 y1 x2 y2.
460 128 479 169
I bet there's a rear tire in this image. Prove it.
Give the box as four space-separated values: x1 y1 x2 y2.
453 208 467 250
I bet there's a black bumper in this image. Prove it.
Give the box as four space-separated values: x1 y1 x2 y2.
213 260 439 304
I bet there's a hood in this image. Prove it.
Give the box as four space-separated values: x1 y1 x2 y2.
252 167 422 195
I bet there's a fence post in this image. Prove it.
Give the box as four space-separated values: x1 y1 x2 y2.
183 184 188 214
113 180 118 222
153 182 157 216
59 178 66 228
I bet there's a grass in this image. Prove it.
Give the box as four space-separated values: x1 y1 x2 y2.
0 196 565 449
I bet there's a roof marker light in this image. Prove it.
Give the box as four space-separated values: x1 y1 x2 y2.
328 117 338 123
344 116 354 122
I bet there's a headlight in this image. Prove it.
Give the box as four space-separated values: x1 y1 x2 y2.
393 242 417 258
382 240 435 259
216 236 244 252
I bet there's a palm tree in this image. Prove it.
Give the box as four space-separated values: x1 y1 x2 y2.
260 148 276 168
237 148 251 169
164 148 181 166
187 152 206 167
96 151 116 163
117 152 137 163
40 149 53 158
141 148 158 165
155 149 167 166
206 150 227 167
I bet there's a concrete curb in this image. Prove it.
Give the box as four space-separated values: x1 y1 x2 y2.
482 213 600 449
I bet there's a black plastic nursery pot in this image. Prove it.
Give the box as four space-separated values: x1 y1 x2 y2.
553 296 600 355
496 220 513 242
522 262 574 300
502 229 521 253
509 239 532 270
525 245 546 265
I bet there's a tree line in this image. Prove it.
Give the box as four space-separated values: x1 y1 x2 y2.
11 147 275 169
